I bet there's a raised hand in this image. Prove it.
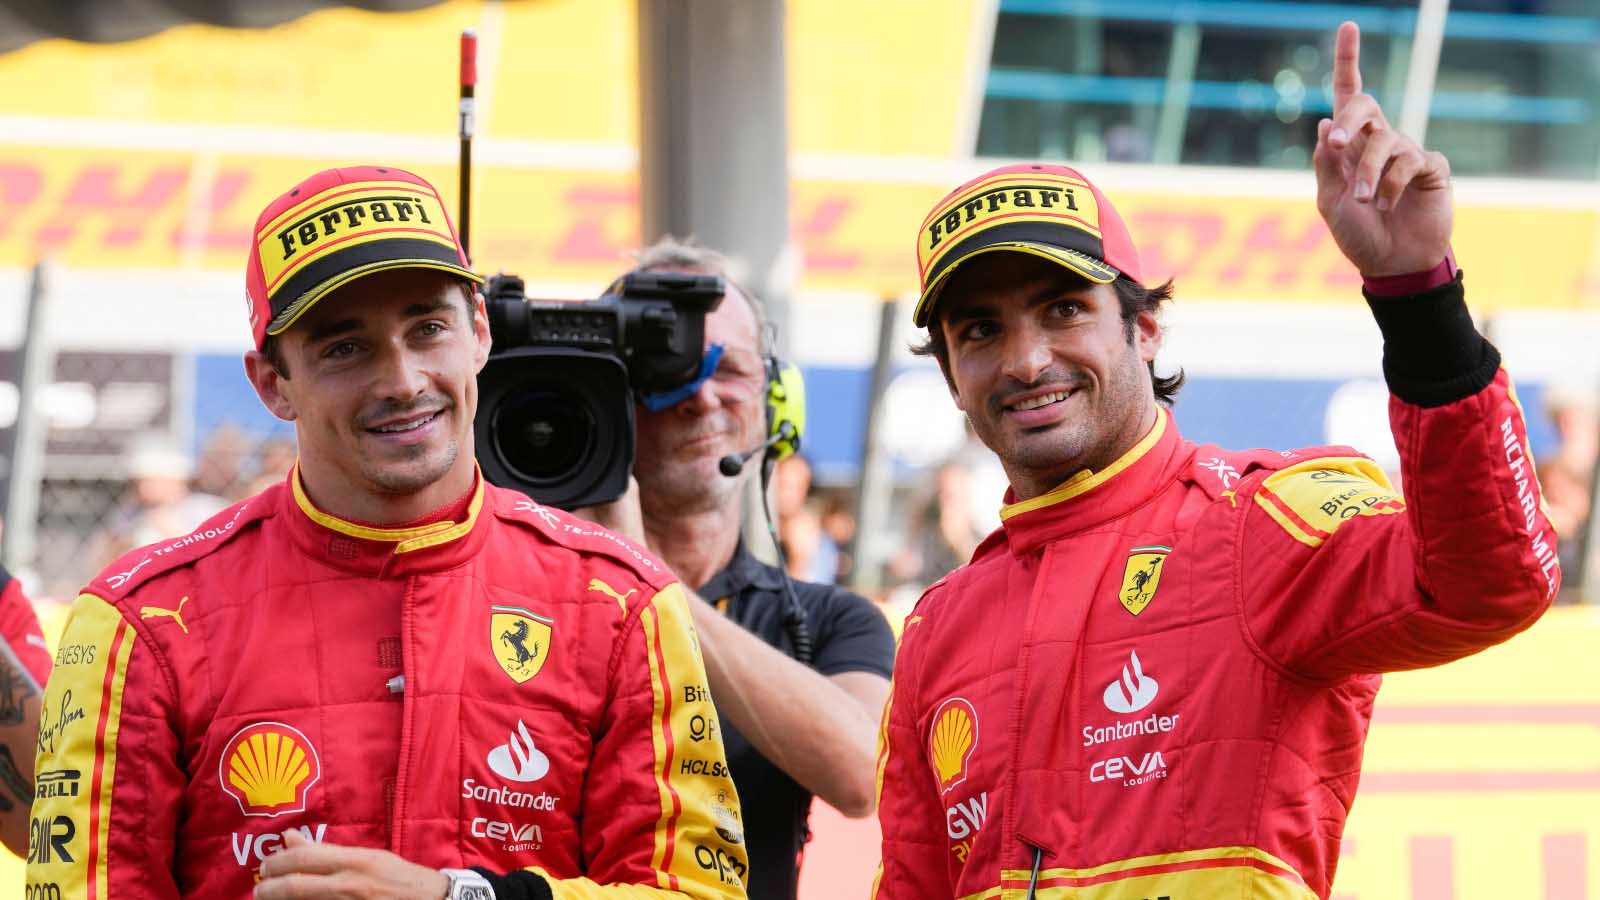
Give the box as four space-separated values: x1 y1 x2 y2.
1313 21 1453 277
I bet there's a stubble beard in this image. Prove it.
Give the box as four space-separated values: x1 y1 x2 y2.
639 456 744 518
986 345 1150 494
361 436 461 496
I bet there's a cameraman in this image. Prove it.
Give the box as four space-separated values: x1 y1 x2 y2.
582 239 894 900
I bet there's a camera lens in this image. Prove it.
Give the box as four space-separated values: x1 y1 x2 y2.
490 388 595 484
474 348 633 509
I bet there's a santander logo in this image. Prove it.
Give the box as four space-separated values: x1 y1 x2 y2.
487 720 550 784
1102 650 1159 714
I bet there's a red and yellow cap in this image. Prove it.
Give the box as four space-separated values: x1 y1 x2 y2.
244 165 483 349
912 163 1143 328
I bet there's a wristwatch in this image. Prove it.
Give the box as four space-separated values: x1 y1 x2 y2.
440 868 496 900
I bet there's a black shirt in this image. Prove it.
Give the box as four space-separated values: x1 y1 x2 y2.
696 544 896 900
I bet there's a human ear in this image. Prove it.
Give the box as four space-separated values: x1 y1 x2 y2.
244 350 298 422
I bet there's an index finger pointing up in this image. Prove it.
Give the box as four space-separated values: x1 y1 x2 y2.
1332 21 1362 113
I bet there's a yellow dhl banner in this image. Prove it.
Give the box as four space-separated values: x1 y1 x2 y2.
2 147 1598 310
0 0 978 159
1332 606 1600 898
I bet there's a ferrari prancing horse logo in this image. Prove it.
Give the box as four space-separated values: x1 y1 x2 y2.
491 605 554 684
1119 546 1171 616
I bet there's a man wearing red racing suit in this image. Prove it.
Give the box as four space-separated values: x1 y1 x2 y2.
27 166 747 900
873 24 1557 900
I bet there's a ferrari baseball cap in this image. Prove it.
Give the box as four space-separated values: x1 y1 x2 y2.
244 165 483 349
912 163 1143 328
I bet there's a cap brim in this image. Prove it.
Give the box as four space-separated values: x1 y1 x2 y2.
912 242 1119 328
265 260 486 337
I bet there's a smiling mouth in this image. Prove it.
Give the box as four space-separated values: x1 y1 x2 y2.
369 411 440 434
1007 390 1073 412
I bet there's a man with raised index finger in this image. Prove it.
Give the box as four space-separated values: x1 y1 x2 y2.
872 22 1557 900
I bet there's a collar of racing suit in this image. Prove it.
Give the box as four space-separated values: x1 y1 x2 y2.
280 463 491 577
997 408 1185 556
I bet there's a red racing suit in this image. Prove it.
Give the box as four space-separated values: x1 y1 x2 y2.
26 471 749 900
874 282 1558 899
0 566 52 688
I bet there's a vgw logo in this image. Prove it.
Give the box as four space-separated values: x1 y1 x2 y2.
945 792 987 840
1103 650 1158 714
231 824 329 866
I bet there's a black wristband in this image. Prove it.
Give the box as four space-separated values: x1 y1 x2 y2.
471 868 553 900
1363 271 1500 408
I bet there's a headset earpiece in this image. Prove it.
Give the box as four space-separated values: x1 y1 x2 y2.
764 357 805 462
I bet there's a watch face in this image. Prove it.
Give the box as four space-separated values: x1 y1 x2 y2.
461 889 493 900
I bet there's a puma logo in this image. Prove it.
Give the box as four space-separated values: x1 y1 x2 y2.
587 579 636 615
139 596 191 634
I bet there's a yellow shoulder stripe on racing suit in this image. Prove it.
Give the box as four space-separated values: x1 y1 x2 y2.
867 672 897 900
1255 456 1405 548
628 582 747 900
26 593 138 900
949 845 1318 900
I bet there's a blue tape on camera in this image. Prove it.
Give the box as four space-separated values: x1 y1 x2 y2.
638 343 725 412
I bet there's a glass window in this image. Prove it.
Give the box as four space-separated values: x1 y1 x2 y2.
977 0 1600 177
1428 12 1600 177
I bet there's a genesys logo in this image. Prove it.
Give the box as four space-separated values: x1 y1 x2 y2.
487 720 550 784
52 643 96 667
1102 650 1158 714
471 816 543 853
219 722 321 818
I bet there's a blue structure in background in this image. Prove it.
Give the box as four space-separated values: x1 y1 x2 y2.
193 354 1559 486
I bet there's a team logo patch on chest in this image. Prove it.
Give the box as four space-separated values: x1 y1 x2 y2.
219 722 321 817
929 697 979 795
491 606 554 684
1118 546 1170 616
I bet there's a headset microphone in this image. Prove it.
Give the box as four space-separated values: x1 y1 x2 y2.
718 423 796 477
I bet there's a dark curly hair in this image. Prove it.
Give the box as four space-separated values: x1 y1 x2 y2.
910 274 1185 406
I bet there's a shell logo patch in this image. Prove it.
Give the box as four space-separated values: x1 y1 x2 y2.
929 697 979 796
492 605 553 684
1119 546 1171 616
219 722 321 817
